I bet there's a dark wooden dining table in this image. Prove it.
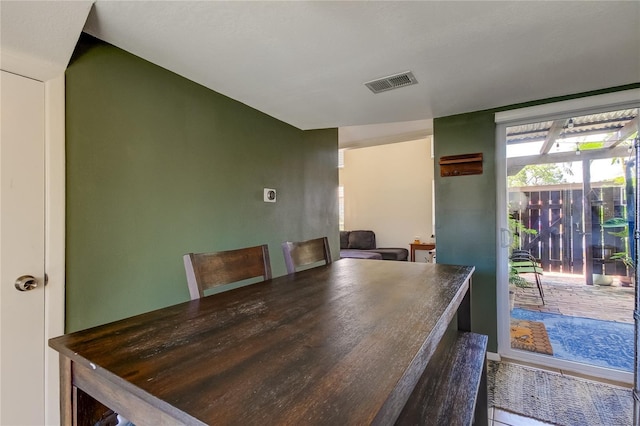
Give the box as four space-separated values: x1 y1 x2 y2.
49 258 482 426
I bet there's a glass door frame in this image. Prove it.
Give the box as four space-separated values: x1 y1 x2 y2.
495 89 640 385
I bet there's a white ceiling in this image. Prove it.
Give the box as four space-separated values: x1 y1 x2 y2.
0 0 93 81
2 1 639 147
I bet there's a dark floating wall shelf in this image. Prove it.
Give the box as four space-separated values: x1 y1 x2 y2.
439 153 483 177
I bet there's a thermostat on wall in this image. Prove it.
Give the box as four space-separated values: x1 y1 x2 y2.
264 188 277 203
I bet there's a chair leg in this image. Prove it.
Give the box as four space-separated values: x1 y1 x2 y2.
534 274 545 305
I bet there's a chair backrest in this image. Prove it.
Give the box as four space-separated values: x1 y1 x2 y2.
510 250 536 263
510 250 542 274
282 237 332 274
183 244 272 300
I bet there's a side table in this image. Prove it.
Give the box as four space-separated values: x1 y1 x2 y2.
410 242 436 262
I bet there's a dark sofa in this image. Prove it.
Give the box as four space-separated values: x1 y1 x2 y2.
340 230 409 261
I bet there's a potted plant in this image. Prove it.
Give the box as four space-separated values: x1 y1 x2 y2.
606 222 635 286
610 250 634 286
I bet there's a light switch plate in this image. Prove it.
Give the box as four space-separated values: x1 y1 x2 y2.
264 188 277 203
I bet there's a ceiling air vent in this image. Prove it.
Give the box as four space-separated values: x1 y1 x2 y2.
364 71 418 94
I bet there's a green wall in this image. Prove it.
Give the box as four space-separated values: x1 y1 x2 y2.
65 35 338 332
434 112 497 350
434 83 640 352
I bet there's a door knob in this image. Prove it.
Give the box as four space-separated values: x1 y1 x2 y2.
15 275 38 292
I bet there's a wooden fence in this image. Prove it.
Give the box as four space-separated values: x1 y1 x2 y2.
509 185 629 276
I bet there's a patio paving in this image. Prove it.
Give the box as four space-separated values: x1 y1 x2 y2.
512 271 634 324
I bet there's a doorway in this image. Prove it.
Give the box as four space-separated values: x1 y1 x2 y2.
0 70 66 425
496 91 640 384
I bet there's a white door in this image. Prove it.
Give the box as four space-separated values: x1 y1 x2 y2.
0 70 46 425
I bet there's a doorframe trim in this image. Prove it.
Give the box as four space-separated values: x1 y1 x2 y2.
495 89 640 124
495 88 640 384
44 74 65 426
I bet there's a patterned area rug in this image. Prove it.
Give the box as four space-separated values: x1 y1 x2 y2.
510 319 553 355
511 308 633 371
488 361 633 426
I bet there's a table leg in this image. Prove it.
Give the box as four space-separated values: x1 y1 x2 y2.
457 278 471 332
475 357 489 426
59 356 72 425
59 357 114 426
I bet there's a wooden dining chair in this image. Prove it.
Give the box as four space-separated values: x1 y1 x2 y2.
183 244 272 300
281 237 332 274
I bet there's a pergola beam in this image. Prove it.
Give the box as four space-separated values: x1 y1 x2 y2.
604 116 638 148
509 126 627 146
539 119 566 155
507 145 631 176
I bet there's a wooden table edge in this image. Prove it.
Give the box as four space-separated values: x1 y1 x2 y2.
373 266 474 424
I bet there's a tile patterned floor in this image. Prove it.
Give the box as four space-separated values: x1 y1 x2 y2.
513 271 634 323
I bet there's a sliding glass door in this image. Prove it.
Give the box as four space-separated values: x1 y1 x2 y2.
496 93 639 384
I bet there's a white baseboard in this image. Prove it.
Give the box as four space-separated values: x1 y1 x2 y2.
487 352 501 362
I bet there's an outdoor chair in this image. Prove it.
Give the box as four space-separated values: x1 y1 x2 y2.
282 236 332 274
510 249 545 304
183 244 272 300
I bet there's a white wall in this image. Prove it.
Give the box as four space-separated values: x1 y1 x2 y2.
340 138 434 257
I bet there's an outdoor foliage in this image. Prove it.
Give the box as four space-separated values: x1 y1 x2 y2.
508 213 537 251
509 264 530 288
508 211 538 288
508 163 573 187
